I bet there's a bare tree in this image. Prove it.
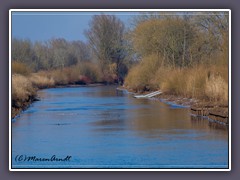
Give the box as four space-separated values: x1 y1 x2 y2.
69 41 91 63
85 14 128 83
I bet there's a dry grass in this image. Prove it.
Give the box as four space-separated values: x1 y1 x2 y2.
157 64 228 102
30 74 55 89
124 54 161 92
12 61 32 76
205 74 228 103
158 66 208 98
12 62 104 103
50 69 69 85
12 74 36 108
40 62 103 85
78 62 103 83
124 58 228 103
124 65 143 91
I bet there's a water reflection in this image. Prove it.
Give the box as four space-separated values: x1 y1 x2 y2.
191 115 228 136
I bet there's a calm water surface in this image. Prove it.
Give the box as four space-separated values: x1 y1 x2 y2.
12 86 228 169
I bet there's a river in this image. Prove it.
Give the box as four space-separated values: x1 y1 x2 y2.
11 85 229 169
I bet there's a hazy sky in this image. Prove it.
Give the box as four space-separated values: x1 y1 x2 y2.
11 11 141 43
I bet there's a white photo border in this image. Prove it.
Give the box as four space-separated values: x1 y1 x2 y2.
9 9 231 171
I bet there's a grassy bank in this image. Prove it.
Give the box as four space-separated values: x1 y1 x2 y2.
11 62 114 118
123 60 229 124
12 74 37 118
124 56 228 106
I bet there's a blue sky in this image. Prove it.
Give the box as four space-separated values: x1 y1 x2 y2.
11 11 226 43
11 11 141 43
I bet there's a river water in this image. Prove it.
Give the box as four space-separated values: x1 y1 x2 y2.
11 86 229 169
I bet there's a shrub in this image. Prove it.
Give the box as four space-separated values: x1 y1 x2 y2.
30 74 55 89
50 69 69 85
33 62 103 86
78 62 102 83
160 68 188 95
124 54 161 92
12 61 32 76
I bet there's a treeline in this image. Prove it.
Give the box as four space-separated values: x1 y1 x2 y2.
12 38 91 71
12 37 107 85
125 12 229 103
12 15 134 84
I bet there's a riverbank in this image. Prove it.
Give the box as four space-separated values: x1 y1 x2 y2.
11 96 39 119
118 86 229 125
156 93 229 125
12 60 121 118
12 73 229 126
11 71 109 119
